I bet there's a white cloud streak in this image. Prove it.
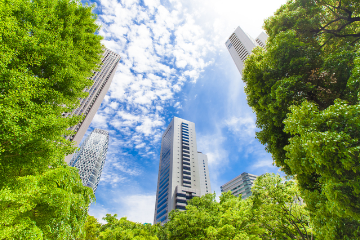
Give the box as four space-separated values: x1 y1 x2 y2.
89 194 156 224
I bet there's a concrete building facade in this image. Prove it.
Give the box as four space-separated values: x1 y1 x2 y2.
154 117 211 224
220 172 257 199
225 26 267 74
64 48 120 163
69 128 109 193
197 152 211 196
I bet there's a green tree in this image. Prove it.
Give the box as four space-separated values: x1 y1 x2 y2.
242 0 360 238
84 215 102 240
0 0 103 238
98 214 159 240
163 174 311 240
284 100 360 239
251 173 313 240
0 167 94 239
164 193 265 240
0 0 103 183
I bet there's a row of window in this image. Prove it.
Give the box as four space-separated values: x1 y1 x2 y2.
157 197 167 208
159 183 168 194
156 209 167 220
158 189 168 200
157 203 167 214
183 166 190 171
159 184 168 196
176 205 186 210
177 193 186 198
176 199 187 204
160 168 169 180
159 216 167 222
183 170 191 175
157 194 167 205
181 123 191 187
159 173 169 186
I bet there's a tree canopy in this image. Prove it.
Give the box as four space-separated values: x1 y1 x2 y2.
163 173 312 240
0 0 103 182
82 214 160 240
0 0 103 238
242 0 360 238
80 174 310 240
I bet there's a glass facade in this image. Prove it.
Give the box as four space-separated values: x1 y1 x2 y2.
155 126 172 223
220 172 257 200
69 128 109 193
154 117 210 224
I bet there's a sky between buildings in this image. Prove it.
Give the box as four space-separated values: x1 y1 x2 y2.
80 0 288 223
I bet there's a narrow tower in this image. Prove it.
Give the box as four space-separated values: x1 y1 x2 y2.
225 26 267 74
69 128 109 193
154 117 211 224
197 152 211 196
64 48 120 163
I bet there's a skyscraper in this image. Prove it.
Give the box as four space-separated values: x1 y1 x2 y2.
197 152 211 196
220 172 257 199
64 48 120 164
225 26 267 74
154 117 211 224
69 128 109 193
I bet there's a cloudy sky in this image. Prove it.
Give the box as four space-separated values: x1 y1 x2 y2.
80 0 288 223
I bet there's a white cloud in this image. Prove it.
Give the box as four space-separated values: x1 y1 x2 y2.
224 116 256 141
120 194 156 223
100 172 127 185
197 130 228 178
91 113 108 129
248 157 279 176
173 101 181 109
113 161 142 176
89 194 156 224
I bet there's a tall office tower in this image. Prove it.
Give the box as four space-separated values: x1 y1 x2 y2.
197 152 211 196
225 26 267 74
64 48 120 164
154 117 211 224
220 172 257 200
69 128 109 193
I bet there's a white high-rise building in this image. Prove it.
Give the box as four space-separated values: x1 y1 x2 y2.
64 48 120 164
225 26 267 74
69 128 109 193
197 152 211 196
154 117 211 224
221 172 258 199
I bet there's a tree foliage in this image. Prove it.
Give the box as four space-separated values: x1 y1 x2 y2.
163 173 311 240
251 173 313 240
85 215 102 240
164 192 263 240
0 0 103 238
242 0 360 238
284 100 360 238
79 175 310 240
0 0 103 181
82 214 160 240
0 167 94 239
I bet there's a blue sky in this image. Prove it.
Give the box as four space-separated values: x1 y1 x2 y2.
80 0 288 223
